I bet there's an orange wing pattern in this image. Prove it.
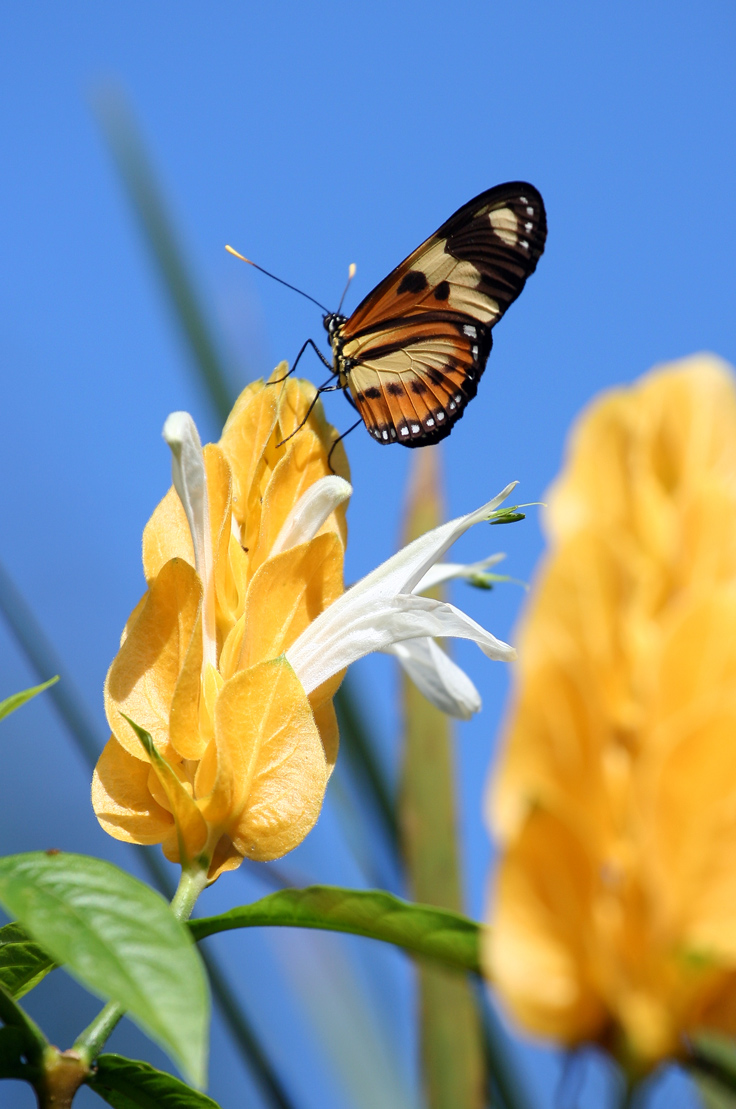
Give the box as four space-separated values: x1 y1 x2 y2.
330 182 546 445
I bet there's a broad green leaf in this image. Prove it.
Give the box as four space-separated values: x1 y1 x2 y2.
399 448 484 1109
0 921 55 997
190 886 480 973
0 853 209 1088
0 1025 31 1080
0 676 58 722
88 1054 221 1109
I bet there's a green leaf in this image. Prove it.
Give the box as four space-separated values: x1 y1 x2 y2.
0 921 56 998
0 676 58 722
87 1054 221 1109
0 853 209 1088
190 886 481 973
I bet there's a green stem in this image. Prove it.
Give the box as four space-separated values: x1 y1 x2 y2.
0 982 48 1064
72 1000 125 1069
73 864 208 1065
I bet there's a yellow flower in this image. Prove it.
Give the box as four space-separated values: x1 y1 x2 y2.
92 373 350 879
486 355 736 1066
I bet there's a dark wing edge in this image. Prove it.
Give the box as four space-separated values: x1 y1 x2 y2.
345 181 547 337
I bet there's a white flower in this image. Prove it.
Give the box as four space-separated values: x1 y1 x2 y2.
286 484 518 706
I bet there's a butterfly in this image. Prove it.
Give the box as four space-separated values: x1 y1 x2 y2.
322 181 547 446
227 181 546 448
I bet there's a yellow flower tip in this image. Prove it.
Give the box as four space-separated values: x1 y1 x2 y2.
487 355 736 1067
94 378 349 878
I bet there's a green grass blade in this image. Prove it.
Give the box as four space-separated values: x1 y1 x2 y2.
334 677 399 854
0 677 58 723
93 87 233 424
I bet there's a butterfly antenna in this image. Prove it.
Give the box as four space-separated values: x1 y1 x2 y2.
336 263 356 315
225 245 330 313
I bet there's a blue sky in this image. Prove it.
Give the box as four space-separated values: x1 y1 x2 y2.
1 3 735 1107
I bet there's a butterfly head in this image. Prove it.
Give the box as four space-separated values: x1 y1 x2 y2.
323 312 347 347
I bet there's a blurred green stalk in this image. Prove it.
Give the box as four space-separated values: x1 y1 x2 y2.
94 87 233 421
399 447 486 1109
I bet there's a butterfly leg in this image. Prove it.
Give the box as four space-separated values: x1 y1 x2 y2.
275 379 343 448
270 338 334 383
327 418 362 474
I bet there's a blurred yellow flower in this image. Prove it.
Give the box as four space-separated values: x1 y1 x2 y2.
92 373 351 878
486 355 736 1067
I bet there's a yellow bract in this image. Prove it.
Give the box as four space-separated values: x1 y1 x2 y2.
92 373 349 879
487 355 736 1066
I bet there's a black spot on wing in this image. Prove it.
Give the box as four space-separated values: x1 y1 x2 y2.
410 380 428 394
387 382 403 396
397 270 428 294
434 280 450 301
364 386 381 399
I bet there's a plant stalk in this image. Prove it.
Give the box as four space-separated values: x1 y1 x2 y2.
73 863 209 1066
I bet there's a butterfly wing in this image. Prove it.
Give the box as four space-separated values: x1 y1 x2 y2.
339 182 546 445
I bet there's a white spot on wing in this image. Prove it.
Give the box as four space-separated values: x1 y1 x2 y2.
526 206 534 216
472 345 479 359
525 221 533 232
520 196 528 204
400 426 409 437
382 430 389 440
463 324 477 338
449 401 456 411
411 423 420 434
520 239 529 251
426 417 435 427
437 411 445 421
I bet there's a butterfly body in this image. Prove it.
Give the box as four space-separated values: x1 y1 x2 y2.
323 182 546 447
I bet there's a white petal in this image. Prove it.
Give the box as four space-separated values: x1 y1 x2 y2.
384 637 482 719
415 553 506 594
345 483 517 607
287 593 515 695
162 411 216 666
270 476 352 556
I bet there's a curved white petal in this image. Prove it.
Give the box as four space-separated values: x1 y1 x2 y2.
287 593 515 695
162 412 216 666
346 483 517 605
271 476 352 556
415 553 506 594
384 637 482 719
